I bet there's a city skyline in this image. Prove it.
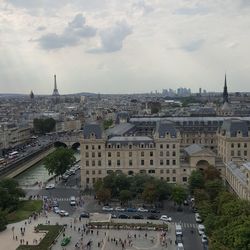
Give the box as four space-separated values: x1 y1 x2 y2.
1 0 250 94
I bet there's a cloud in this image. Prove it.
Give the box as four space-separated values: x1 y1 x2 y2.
133 0 154 15
88 20 132 53
182 39 204 52
37 13 96 50
37 26 46 31
174 5 209 15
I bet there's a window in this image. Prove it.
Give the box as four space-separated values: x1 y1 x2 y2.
85 152 89 158
172 169 176 174
173 160 176 165
86 178 89 184
141 160 144 166
92 145 95 150
141 152 144 157
98 160 101 166
166 144 169 149
173 144 176 149
166 177 170 182
150 159 154 165
117 144 120 148
231 143 234 148
160 151 163 157
238 151 241 156
238 143 241 148
129 144 132 149
92 170 95 175
150 151 153 157
129 152 132 157
160 169 164 174
86 170 89 175
108 152 111 157
92 160 95 166
183 168 186 172
166 151 170 157
117 152 120 157
183 177 187 182
98 152 101 157
160 159 163 165
166 169 170 174
92 152 95 157
172 177 176 182
108 160 111 166
166 160 170 165
86 160 89 166
85 145 89 150
129 160 133 166
98 145 101 150
231 151 234 156
172 151 176 157
160 144 163 149
244 143 247 148
244 151 247 156
148 169 155 174
117 160 120 166
98 170 102 174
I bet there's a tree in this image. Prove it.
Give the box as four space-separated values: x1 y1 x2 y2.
171 185 187 206
44 147 76 176
119 190 132 205
0 210 7 232
33 117 56 134
205 179 224 201
203 165 221 181
103 119 113 130
96 188 111 204
93 179 103 193
189 170 205 194
142 182 158 204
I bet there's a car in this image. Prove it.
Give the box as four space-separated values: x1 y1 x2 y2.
111 213 117 218
69 169 76 175
102 206 113 211
192 207 198 213
65 170 72 176
149 208 160 213
132 214 144 219
137 207 148 212
79 212 89 218
177 242 184 250
45 184 55 189
183 200 188 206
147 214 159 220
70 196 76 206
201 234 208 244
61 236 71 246
115 207 126 212
118 214 130 219
127 207 137 212
53 207 60 214
175 235 183 245
52 201 59 207
62 174 69 181
160 215 172 222
198 224 205 235
195 213 202 223
59 210 69 217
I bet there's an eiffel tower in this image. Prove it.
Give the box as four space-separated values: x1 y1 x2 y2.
52 74 60 96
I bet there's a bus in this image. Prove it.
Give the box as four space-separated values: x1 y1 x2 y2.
9 151 19 159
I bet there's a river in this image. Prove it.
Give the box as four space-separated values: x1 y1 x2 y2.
15 151 80 186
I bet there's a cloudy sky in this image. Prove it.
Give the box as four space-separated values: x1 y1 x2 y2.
0 0 250 94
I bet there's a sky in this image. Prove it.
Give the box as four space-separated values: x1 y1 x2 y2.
0 0 250 94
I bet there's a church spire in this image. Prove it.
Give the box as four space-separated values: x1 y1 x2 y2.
223 74 229 103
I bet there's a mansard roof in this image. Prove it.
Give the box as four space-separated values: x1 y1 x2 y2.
83 123 103 139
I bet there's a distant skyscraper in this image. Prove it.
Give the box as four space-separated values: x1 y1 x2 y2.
223 74 229 103
52 74 60 97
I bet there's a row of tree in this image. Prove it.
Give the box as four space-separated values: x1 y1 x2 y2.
189 167 250 250
0 179 25 231
33 117 56 134
93 173 187 206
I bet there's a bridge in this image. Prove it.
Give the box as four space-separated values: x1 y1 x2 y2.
52 131 81 149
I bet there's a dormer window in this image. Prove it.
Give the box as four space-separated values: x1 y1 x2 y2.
91 133 95 138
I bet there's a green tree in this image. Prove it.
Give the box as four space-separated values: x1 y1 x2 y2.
44 147 76 176
0 210 7 232
103 119 113 130
33 118 56 134
189 170 205 194
96 188 111 204
119 190 132 205
171 185 187 206
93 179 103 193
203 165 221 181
205 179 224 201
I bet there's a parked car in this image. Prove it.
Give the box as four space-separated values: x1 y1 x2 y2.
201 234 208 244
79 212 89 218
127 207 137 212
137 207 148 212
102 206 113 211
195 213 202 223
160 215 172 222
132 214 144 219
177 242 184 250
70 196 76 206
198 224 205 235
45 183 55 189
147 214 159 220
61 236 71 246
59 210 69 217
118 214 130 219
149 208 160 213
115 207 125 212
53 207 60 214
175 235 183 245
52 200 59 207
183 200 188 206
62 174 69 181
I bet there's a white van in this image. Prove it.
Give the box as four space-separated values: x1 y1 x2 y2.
70 196 76 206
198 224 205 235
177 243 184 250
175 224 183 236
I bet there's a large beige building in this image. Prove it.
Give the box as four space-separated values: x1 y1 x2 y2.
80 114 250 201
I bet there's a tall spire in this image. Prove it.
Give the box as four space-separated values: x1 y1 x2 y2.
223 73 229 103
52 74 60 96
